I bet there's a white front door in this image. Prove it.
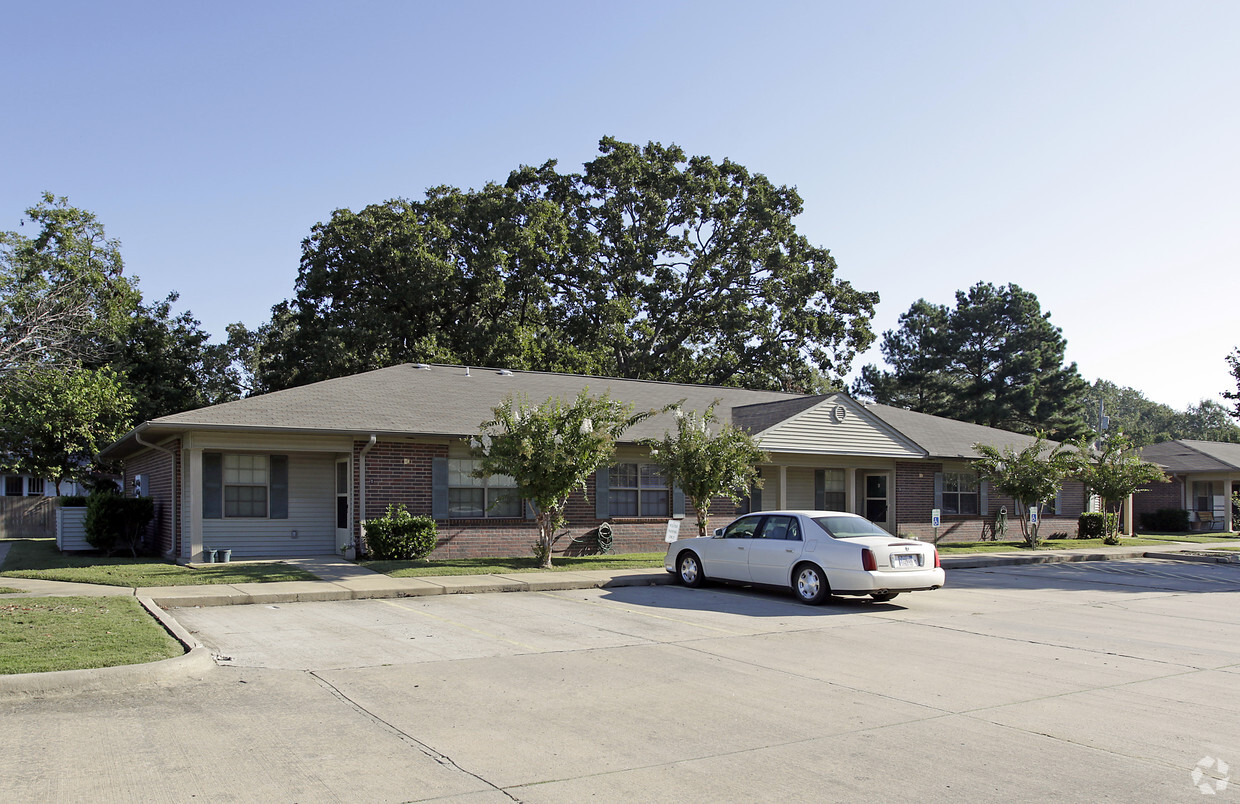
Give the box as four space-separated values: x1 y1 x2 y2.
335 459 351 549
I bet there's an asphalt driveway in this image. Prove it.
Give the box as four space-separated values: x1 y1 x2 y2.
3 559 1239 802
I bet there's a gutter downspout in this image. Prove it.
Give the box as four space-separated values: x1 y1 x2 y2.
134 430 178 559
358 435 377 553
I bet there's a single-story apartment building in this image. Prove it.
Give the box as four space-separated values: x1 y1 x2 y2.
1136 440 1240 532
98 363 1095 562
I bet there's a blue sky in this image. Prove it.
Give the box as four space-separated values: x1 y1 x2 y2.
4 1 1237 410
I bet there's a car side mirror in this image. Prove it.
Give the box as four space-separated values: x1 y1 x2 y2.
713 528 723 537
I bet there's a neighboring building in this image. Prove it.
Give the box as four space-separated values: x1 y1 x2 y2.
1136 440 1240 532
1 474 86 498
0 473 86 539
98 363 1091 562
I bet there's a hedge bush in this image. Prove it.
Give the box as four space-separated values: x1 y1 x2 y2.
1138 508 1190 533
363 504 438 560
1077 512 1117 539
84 491 155 557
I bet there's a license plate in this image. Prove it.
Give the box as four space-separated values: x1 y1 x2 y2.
892 554 920 568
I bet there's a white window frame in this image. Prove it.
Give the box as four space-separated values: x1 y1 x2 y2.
942 471 979 516
609 462 670 518
447 458 521 519
224 453 269 518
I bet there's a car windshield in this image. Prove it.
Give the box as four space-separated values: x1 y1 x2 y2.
811 515 892 539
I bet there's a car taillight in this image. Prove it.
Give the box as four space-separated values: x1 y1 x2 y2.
862 548 877 571
934 548 941 568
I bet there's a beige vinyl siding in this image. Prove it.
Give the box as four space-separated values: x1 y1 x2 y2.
202 452 335 557
755 398 922 458
785 468 815 509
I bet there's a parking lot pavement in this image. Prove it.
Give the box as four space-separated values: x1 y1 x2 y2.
3 559 1240 802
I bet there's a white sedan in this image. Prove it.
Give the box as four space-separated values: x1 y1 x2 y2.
664 510 945 604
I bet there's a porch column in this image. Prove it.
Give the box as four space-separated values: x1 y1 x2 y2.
187 445 204 562
1122 493 1134 536
845 468 857 514
1226 477 1236 533
778 465 788 509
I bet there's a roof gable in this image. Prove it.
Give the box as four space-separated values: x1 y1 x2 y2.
740 395 925 458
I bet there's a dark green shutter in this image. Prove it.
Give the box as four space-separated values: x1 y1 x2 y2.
933 472 944 510
203 453 222 519
269 455 288 519
672 482 685 519
432 457 448 520
595 467 610 519
751 482 763 512
814 469 826 509
979 480 989 516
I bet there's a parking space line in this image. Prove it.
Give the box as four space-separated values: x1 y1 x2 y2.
377 598 542 651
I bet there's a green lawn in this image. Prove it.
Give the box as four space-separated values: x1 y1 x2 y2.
936 537 1166 554
0 538 320 588
0 587 22 594
0 595 183 675
1136 532 1240 543
365 551 667 577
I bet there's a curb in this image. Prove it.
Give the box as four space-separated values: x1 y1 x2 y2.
940 550 1149 569
0 597 214 702
1143 551 1240 565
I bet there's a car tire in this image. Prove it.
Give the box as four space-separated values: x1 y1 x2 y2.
792 563 830 605
677 551 705 588
870 592 900 602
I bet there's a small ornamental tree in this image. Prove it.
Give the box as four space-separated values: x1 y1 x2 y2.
642 402 768 539
1075 434 1167 545
473 389 651 568
972 435 1080 549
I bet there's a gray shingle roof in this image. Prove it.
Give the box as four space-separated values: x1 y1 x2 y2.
863 403 1048 458
731 395 832 434
1139 440 1240 473
103 363 799 458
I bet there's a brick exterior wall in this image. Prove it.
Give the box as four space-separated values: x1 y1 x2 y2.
896 461 1089 542
125 438 180 556
1133 477 1184 521
349 440 745 559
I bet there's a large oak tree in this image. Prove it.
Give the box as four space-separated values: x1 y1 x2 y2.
246 138 879 393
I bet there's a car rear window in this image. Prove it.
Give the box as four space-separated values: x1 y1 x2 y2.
811 516 892 539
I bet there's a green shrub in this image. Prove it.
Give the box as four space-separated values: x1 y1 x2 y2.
84 492 155 557
1077 512 1117 539
58 495 88 507
1139 508 1190 532
363 504 438 560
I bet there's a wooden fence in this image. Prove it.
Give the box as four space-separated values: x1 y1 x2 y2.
0 496 57 538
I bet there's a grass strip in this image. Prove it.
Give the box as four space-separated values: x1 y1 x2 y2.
1137 533 1240 543
0 595 182 675
0 587 23 594
1 538 319 587
365 551 667 577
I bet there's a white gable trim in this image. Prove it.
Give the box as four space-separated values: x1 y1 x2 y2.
752 395 926 458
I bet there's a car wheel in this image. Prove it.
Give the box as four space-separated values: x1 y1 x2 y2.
677 551 705 588
870 592 900 602
792 563 830 605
